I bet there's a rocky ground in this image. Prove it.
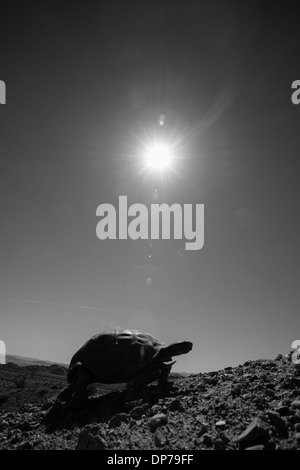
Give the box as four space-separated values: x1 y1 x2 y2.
0 352 300 450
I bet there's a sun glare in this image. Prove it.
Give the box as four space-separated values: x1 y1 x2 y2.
145 143 172 170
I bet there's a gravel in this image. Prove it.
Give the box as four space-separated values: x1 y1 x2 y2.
0 352 300 450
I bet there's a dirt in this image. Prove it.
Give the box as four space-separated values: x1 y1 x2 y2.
0 353 300 450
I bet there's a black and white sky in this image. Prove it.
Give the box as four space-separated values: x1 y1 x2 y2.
0 0 300 371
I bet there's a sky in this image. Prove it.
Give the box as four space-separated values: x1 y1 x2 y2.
0 0 300 372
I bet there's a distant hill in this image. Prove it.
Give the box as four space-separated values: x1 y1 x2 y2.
5 354 68 368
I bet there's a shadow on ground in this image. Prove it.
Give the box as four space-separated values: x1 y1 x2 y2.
43 386 165 432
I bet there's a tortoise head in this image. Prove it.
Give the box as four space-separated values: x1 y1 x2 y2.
156 340 193 361
176 341 193 355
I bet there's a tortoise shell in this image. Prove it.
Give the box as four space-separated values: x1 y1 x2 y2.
68 329 166 384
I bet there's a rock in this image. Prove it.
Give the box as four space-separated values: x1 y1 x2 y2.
32 437 43 446
276 405 290 416
201 433 213 447
275 354 283 361
0 420 9 432
169 399 184 412
231 385 242 397
215 420 226 429
154 428 167 447
280 379 294 390
208 371 219 376
267 411 287 432
291 400 300 409
85 424 102 435
16 441 32 450
10 434 21 445
149 413 168 432
109 414 123 428
237 417 270 449
206 376 218 385
41 400 55 411
20 404 34 412
260 361 273 369
214 438 225 450
294 423 300 432
296 433 300 444
130 406 145 419
124 399 144 412
76 430 107 450
243 361 252 367
196 418 208 436
245 445 265 450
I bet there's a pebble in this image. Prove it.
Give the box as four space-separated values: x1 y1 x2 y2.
16 441 32 450
108 414 123 428
154 428 167 447
130 406 145 419
169 398 184 412
76 430 107 450
201 433 213 447
32 437 43 446
276 405 290 416
294 423 300 432
237 417 269 448
2 350 300 451
0 420 9 432
275 354 283 361
10 434 21 445
149 413 168 432
244 444 265 450
267 411 287 432
215 420 226 429
214 438 225 450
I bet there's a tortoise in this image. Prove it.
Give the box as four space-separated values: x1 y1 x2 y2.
57 329 193 409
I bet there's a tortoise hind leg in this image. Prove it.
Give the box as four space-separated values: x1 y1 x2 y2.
56 383 74 403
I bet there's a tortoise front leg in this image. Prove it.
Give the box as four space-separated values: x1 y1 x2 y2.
126 361 161 400
157 361 175 391
69 363 91 410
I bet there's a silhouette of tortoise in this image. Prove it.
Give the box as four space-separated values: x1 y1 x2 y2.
58 329 193 409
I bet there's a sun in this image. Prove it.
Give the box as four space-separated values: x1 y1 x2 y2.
145 143 172 171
